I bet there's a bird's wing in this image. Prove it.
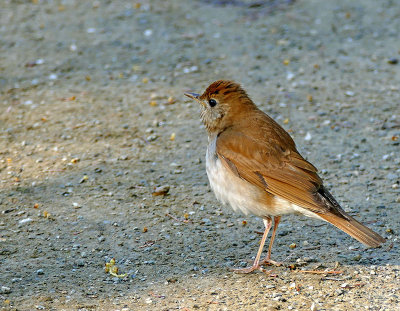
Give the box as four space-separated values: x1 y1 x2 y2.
216 129 341 215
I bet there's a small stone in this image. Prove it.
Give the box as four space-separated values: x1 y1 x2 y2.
70 44 77 51
79 175 88 183
72 202 81 209
286 72 295 81
152 185 169 196
146 135 157 142
36 269 44 275
0 286 11 294
385 228 394 234
144 29 153 37
19 218 33 225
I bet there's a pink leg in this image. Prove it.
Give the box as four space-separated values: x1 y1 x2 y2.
260 216 282 266
234 216 272 274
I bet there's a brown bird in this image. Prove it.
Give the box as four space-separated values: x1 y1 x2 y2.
185 80 385 273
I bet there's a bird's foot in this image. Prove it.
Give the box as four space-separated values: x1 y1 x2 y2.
232 264 271 274
259 258 283 267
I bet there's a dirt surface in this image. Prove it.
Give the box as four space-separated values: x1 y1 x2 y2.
1 0 399 310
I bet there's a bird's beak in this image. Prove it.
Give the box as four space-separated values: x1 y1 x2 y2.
184 92 206 107
184 92 200 101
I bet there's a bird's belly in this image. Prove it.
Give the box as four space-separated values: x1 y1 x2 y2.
205 155 292 217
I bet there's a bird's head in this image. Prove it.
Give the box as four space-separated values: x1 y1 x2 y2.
185 80 255 134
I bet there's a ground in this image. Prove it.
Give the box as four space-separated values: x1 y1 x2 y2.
0 0 399 310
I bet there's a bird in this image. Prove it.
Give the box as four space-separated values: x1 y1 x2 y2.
184 80 386 273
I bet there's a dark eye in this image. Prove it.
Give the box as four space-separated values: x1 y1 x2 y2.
209 99 217 107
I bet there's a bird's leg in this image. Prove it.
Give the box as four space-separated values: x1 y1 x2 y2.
233 216 272 274
260 216 282 267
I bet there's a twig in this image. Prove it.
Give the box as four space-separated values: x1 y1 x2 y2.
299 270 342 275
322 277 350 281
149 291 165 299
138 240 156 248
166 213 191 224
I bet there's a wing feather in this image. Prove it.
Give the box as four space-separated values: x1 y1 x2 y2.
216 130 332 214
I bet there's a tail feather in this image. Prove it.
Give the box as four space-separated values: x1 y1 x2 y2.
318 213 386 248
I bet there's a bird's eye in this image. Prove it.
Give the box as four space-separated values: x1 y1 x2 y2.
209 99 217 107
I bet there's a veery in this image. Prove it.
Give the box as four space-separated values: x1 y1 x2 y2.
185 80 385 273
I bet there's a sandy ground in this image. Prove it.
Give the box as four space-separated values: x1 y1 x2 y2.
0 0 399 310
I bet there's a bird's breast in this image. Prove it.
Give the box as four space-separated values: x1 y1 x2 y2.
205 139 276 217
204 136 317 218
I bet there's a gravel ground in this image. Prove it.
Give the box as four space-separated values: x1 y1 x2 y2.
0 0 399 310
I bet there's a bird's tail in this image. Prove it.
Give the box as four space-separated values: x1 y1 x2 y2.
318 213 386 248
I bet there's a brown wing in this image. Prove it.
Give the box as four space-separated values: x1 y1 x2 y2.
216 129 340 215
216 130 386 247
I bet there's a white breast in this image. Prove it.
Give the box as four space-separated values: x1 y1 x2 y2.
205 135 323 220
205 136 271 217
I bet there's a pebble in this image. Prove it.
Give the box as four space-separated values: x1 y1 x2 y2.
286 72 295 81
36 269 44 275
79 175 88 183
72 202 81 209
70 44 77 51
144 260 155 265
0 286 11 294
146 135 158 142
19 218 33 225
152 185 170 196
144 29 153 37
183 66 198 74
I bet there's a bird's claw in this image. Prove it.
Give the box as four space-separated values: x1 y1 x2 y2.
232 265 271 274
259 258 283 267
